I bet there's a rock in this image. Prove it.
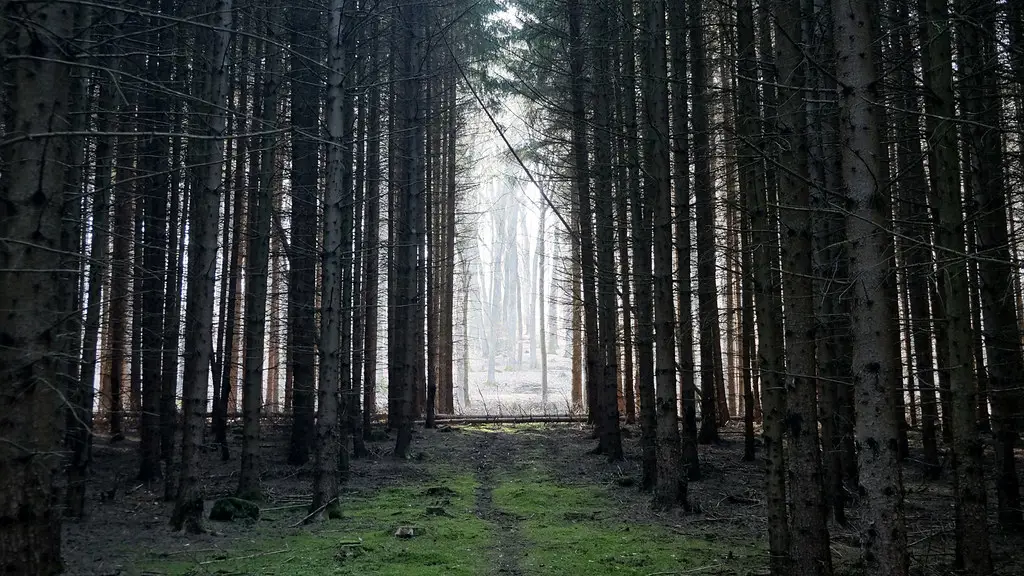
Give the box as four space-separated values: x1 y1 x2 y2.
394 525 417 538
209 497 260 522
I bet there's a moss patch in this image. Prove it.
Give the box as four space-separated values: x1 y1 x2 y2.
136 474 492 576
492 476 765 576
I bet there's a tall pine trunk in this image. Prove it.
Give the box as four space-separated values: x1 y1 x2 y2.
643 0 685 507
774 1 831 572
311 0 346 517
239 1 282 498
835 0 909 571
0 2 75 570
172 0 233 533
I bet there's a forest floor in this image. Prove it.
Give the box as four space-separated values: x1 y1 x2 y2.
63 420 1024 576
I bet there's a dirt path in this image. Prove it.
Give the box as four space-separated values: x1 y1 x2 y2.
471 432 527 575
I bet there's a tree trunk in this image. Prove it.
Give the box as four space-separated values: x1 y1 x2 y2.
958 0 1023 531
139 0 172 482
538 203 549 403
568 0 603 444
108 106 135 440
363 11 383 438
668 0 699 477
0 2 75 570
835 0 909 572
311 0 346 518
68 4 118 517
393 0 427 458
919 0 992 569
774 1 832 572
592 1 623 460
215 27 251 458
629 0 658 492
691 0 724 445
889 0 940 475
642 0 685 507
171 0 232 533
746 1 791 571
239 2 282 498
287 1 320 465
612 26 636 423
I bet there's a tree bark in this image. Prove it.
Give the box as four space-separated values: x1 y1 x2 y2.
835 0 909 572
239 1 282 498
592 1 623 460
311 0 346 517
957 0 1023 531
774 1 831 572
918 0 992 569
691 0 724 445
643 0 686 507
171 0 232 533
668 0 700 477
363 10 383 439
287 1 320 465
746 1 791 572
0 2 75 570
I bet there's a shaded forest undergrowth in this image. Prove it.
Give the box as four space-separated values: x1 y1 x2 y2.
64 423 1024 576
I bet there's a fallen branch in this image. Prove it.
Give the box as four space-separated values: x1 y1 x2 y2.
290 497 338 527
261 503 309 513
646 564 722 576
198 547 289 565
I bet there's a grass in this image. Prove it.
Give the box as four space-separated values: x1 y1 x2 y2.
135 474 493 576
492 475 765 576
132 425 766 576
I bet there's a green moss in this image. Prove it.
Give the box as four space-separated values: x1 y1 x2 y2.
134 474 492 576
493 477 765 576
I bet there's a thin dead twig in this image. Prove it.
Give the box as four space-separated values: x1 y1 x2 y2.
198 547 289 565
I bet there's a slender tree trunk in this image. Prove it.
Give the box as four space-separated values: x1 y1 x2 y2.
239 2 282 498
919 0 992 569
668 0 699 476
68 4 118 516
363 11 383 438
630 0 658 492
538 206 549 404
393 0 427 458
746 1 790 571
617 0 639 427
216 29 251 458
642 0 686 507
807 0 846 524
162 170 188 501
958 0 1023 531
691 0 723 444
351 18 368 454
592 2 623 460
287 1 320 465
171 0 232 533
442 68 459 415
774 1 831 572
311 0 346 517
736 0 760 466
109 112 135 440
890 0 940 474
139 0 172 482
